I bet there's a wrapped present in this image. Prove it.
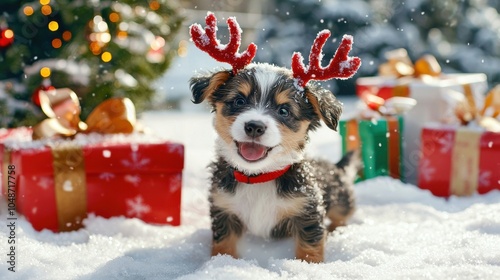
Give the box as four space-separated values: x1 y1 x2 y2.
4 135 184 232
418 87 500 197
1 92 184 232
340 116 404 181
1 127 32 196
356 49 488 183
419 126 500 197
339 95 414 181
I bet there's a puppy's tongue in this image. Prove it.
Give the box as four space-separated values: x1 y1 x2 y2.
238 142 267 161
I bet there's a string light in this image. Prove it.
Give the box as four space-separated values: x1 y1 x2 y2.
52 38 62 48
150 36 165 51
40 67 51 78
23 6 34 16
88 14 111 55
41 5 52 16
39 0 50 5
4 29 14 39
48 21 59 31
89 42 101 55
62 31 72 41
101 52 112 62
149 1 160 10
117 30 128 39
109 12 120 22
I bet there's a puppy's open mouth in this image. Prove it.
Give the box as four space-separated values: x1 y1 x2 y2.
236 141 273 162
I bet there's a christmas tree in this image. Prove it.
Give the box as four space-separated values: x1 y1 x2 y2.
0 0 183 127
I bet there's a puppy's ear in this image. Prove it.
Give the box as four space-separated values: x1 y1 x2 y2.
190 70 232 104
306 87 343 131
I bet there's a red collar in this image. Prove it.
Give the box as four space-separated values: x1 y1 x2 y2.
233 165 291 184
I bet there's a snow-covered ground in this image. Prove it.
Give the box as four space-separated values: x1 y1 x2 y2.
1 106 500 279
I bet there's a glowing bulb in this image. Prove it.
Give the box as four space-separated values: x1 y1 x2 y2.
48 21 59 31
40 67 51 78
117 31 128 39
40 0 50 5
41 5 52 16
149 1 160 10
4 29 14 39
62 31 72 41
101 52 112 62
52 38 62 48
109 12 120 23
23 6 34 16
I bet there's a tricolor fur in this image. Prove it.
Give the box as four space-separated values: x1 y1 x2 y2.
190 63 359 263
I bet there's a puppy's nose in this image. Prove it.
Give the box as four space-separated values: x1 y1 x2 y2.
244 121 266 138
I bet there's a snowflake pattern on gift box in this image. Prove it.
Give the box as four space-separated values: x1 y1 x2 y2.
169 174 182 193
437 133 454 154
99 172 115 181
126 195 151 218
479 171 491 187
420 159 436 182
121 150 151 169
168 144 183 155
124 175 141 186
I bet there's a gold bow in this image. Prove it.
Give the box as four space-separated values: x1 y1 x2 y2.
32 88 136 139
456 85 500 132
378 48 442 78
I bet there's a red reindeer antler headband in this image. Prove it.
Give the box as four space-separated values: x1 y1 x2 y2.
292 31 361 88
190 12 361 85
189 12 257 75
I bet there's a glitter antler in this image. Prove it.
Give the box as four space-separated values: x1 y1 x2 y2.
190 12 257 75
292 31 362 88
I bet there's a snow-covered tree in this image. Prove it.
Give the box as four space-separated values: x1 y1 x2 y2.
257 0 500 95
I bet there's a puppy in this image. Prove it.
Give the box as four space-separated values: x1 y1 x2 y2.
189 12 361 263
190 64 359 263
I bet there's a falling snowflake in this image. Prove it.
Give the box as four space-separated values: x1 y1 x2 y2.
121 151 151 169
62 180 73 192
124 175 141 186
420 159 436 182
126 195 151 218
169 174 182 193
478 171 491 187
36 177 53 190
99 172 115 181
437 133 454 154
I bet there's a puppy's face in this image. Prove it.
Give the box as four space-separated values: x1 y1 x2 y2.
190 64 342 174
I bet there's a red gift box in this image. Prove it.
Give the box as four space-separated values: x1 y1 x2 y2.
419 126 500 197
1 128 32 196
2 130 184 232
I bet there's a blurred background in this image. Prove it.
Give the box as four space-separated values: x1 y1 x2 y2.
1 0 499 127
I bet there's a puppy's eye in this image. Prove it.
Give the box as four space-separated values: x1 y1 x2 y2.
278 107 290 117
233 97 247 107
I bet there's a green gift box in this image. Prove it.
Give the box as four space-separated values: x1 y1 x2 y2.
339 116 404 181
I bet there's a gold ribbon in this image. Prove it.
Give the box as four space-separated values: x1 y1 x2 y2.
378 48 442 78
32 88 136 139
377 49 442 100
450 129 481 196
51 144 87 231
29 88 138 231
455 84 500 132
2 148 11 196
